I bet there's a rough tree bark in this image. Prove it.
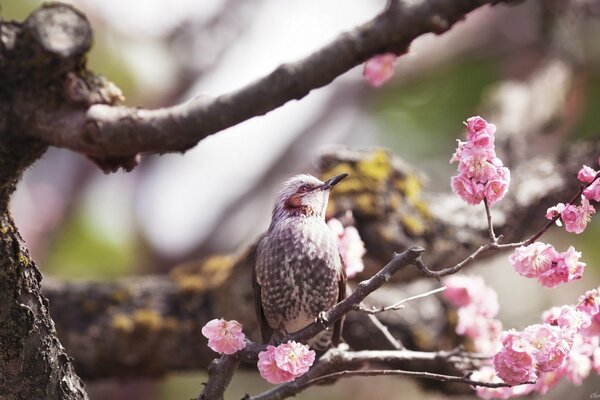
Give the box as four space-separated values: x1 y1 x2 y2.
0 4 121 399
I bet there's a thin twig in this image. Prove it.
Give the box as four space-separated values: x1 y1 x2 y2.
304 369 534 389
414 173 600 278
483 198 497 243
366 314 404 349
355 286 447 314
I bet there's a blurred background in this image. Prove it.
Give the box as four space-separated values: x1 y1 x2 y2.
3 0 600 398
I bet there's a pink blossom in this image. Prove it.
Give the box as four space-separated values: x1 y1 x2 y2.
563 343 592 385
583 179 600 202
484 167 510 205
545 305 591 333
508 242 558 278
451 175 485 205
494 325 572 385
521 324 571 373
327 218 366 278
577 289 600 316
546 203 566 226
458 148 498 181
442 275 486 307
257 342 315 384
561 197 595 234
555 246 586 282
578 165 598 183
537 267 568 288
363 53 397 87
494 331 537 384
466 116 496 136
257 346 295 384
201 319 246 355
273 341 315 376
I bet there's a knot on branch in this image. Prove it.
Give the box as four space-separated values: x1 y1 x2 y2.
3 3 92 82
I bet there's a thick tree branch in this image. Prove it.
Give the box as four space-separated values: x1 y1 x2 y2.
26 0 520 160
42 141 598 380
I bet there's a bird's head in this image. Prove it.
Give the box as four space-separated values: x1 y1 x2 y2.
270 173 348 226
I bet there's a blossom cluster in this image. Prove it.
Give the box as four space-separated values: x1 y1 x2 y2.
201 319 316 384
442 275 502 353
201 318 246 355
327 217 366 278
450 116 510 205
546 161 599 234
509 243 586 288
473 288 600 399
363 53 397 87
257 341 316 384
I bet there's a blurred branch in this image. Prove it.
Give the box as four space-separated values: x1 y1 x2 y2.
24 0 521 167
42 138 598 381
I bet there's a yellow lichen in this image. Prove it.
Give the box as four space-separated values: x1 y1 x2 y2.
354 193 377 216
401 215 425 236
110 288 130 303
395 174 422 202
356 150 391 183
1 224 10 235
171 254 235 292
132 309 163 331
18 253 29 266
112 313 134 334
413 199 432 219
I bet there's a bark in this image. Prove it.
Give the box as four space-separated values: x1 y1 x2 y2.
24 0 523 163
0 4 121 399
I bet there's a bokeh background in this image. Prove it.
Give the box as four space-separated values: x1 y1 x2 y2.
3 0 600 399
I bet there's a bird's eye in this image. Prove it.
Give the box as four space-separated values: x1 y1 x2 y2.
298 185 310 193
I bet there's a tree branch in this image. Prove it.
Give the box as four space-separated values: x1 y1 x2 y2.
27 0 521 160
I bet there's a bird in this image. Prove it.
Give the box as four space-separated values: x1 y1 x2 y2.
253 173 348 349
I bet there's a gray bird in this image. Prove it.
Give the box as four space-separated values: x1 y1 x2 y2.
253 173 348 348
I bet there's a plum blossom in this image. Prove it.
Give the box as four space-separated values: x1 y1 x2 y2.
508 243 586 288
494 324 571 384
584 179 600 202
442 275 502 352
257 342 315 384
578 165 597 183
450 116 510 205
562 197 595 234
201 319 246 355
327 218 366 278
577 289 600 316
363 53 397 87
508 242 558 278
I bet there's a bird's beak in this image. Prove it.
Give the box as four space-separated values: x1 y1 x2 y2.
321 173 348 190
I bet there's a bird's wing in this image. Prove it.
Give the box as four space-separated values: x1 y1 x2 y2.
253 237 273 344
331 254 347 346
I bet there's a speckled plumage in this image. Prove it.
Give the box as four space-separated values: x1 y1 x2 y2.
254 174 347 348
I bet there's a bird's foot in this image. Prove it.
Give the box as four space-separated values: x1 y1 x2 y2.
317 311 330 330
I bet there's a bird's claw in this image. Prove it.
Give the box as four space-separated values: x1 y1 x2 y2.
317 311 330 330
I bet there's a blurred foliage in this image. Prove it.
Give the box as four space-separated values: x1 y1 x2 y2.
372 59 499 165
45 210 137 280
